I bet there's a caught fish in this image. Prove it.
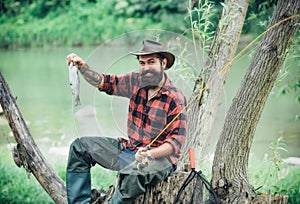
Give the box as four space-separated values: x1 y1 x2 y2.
68 62 81 106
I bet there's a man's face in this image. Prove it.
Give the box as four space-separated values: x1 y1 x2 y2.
139 54 167 88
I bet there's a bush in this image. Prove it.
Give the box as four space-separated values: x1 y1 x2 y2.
0 0 189 48
249 154 300 204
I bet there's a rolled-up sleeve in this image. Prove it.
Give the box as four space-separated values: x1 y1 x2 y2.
164 103 187 159
99 72 139 98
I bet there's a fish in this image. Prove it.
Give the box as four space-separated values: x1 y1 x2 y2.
68 62 81 106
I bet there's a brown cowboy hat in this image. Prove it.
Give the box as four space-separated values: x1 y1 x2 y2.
130 39 175 69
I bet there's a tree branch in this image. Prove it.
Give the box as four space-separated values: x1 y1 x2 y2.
0 71 67 204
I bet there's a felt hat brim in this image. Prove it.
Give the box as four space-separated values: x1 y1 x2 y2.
130 40 175 69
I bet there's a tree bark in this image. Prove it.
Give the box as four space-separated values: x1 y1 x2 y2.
0 71 67 203
134 170 204 204
211 0 300 203
182 0 250 162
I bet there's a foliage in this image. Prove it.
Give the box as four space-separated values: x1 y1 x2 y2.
0 0 281 49
0 149 53 203
0 0 71 18
0 147 116 203
250 161 300 204
113 0 187 19
244 0 277 34
249 138 300 204
0 0 189 48
249 159 300 204
269 137 287 182
187 0 216 53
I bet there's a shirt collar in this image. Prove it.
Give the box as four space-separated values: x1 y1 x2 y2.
159 74 172 96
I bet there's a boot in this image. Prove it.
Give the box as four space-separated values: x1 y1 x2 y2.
66 172 91 204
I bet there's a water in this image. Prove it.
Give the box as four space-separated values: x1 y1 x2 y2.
0 46 299 167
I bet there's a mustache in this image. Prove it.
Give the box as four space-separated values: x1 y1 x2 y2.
141 70 158 76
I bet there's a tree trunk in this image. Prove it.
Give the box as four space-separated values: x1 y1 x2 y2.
182 0 250 162
134 170 204 204
0 71 67 204
211 0 300 203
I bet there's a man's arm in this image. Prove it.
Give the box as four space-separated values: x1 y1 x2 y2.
79 64 103 88
136 143 173 162
66 53 103 88
148 143 173 159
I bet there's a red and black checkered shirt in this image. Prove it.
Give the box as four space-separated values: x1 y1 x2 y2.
99 72 187 165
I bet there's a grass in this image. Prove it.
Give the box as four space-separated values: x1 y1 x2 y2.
249 154 300 204
0 148 53 203
0 144 299 203
0 146 117 203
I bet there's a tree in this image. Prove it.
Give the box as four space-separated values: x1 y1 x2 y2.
211 0 300 203
182 0 250 161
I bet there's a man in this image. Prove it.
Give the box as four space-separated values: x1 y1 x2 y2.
66 39 187 204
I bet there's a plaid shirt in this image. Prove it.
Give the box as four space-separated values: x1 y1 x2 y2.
99 72 187 165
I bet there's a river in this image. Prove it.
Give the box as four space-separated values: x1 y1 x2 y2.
0 44 299 166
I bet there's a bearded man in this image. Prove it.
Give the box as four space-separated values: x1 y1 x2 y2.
66 40 187 204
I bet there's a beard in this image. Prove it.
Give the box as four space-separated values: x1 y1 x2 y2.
140 68 164 89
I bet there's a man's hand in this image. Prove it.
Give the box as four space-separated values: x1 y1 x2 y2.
135 147 150 162
66 53 86 69
135 147 154 170
66 53 103 88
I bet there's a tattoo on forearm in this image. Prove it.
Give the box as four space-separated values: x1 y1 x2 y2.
80 64 102 87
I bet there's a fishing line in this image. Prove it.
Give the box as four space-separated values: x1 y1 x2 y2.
148 13 300 148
